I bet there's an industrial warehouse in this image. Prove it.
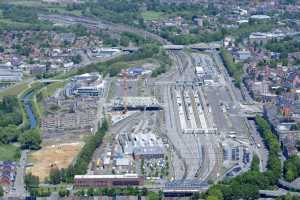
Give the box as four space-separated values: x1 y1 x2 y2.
74 174 144 188
111 96 162 111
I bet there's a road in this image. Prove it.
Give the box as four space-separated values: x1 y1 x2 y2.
7 89 39 198
8 150 27 198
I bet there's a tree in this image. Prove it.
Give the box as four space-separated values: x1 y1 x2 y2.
296 140 300 151
71 54 82 64
207 196 220 200
87 188 94 196
204 116 281 200
251 155 260 172
207 186 223 200
19 129 41 150
100 118 109 132
0 185 3 197
284 155 300 182
120 35 130 47
0 125 21 144
75 189 85 196
58 188 70 197
49 167 61 185
147 192 160 200
25 173 39 189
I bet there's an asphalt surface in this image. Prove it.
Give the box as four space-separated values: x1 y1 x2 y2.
8 150 27 198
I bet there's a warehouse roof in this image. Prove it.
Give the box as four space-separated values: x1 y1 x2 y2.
75 173 140 179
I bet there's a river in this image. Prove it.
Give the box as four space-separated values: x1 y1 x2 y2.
22 91 37 129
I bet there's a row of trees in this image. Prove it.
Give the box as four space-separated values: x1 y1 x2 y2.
220 48 243 88
47 119 108 185
25 172 70 197
265 37 300 54
75 187 162 200
75 187 147 197
24 119 108 197
203 116 281 200
284 155 300 182
25 172 40 196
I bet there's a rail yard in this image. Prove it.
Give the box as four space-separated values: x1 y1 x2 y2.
80 48 258 195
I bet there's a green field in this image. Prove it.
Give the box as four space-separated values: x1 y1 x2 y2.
36 81 66 116
0 144 20 161
0 81 30 99
142 11 166 21
2 0 43 7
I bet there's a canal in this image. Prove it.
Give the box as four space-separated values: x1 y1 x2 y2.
22 91 37 129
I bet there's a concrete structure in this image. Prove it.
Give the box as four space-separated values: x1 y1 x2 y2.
237 50 251 61
41 96 99 136
112 97 161 111
65 72 105 97
249 32 285 44
133 146 164 159
132 133 165 160
250 15 271 20
74 174 144 188
91 48 121 58
0 65 22 82
127 67 145 76
164 180 208 197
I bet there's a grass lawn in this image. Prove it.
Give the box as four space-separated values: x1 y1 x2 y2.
0 144 20 161
2 0 43 7
0 18 30 27
142 11 166 21
2 0 82 16
36 81 66 117
39 81 66 98
0 81 30 99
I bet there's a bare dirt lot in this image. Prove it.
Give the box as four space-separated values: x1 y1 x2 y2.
27 142 84 180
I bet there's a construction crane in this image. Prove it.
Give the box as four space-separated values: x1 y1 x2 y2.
121 69 128 114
